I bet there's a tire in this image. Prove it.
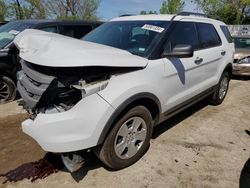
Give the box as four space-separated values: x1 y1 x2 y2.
95 106 153 170
0 75 16 104
208 71 230 105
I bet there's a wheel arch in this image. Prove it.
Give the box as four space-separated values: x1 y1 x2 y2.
97 92 161 145
224 63 233 78
0 63 17 83
0 70 16 83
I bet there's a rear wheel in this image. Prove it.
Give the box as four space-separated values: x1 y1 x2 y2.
208 71 230 105
0 75 16 104
95 106 153 170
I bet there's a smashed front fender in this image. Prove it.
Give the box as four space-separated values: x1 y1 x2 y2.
22 93 114 153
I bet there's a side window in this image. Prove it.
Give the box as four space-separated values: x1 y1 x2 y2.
165 22 199 52
220 25 233 43
197 23 221 49
39 26 58 33
63 25 93 39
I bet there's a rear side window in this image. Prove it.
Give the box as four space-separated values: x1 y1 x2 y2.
165 22 199 51
197 23 221 49
220 25 233 43
63 25 93 39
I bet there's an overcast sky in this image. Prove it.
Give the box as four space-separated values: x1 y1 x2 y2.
97 0 200 21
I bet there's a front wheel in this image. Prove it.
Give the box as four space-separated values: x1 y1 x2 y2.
208 71 230 105
95 106 153 170
0 75 16 104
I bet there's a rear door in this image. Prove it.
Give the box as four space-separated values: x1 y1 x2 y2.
195 22 224 89
220 25 235 62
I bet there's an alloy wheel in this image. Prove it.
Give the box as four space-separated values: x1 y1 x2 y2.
114 116 147 159
219 77 228 100
0 81 10 102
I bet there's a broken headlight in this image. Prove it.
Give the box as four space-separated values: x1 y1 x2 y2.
71 80 109 98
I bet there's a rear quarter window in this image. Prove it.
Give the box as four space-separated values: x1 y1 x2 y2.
197 23 221 49
220 25 233 43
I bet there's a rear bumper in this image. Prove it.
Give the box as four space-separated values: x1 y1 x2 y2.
233 63 250 76
22 94 114 153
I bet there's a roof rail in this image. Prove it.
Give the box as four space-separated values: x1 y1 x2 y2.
177 11 209 18
119 14 134 17
168 11 209 26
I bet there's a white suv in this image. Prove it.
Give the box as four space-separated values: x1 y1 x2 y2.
15 13 234 172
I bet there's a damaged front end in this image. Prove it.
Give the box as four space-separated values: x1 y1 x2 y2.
14 29 147 172
17 60 139 116
17 60 141 172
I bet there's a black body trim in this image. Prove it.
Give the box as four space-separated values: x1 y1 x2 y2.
97 92 161 144
159 86 216 123
98 86 217 145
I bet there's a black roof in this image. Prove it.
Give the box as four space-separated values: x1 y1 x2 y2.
8 19 103 26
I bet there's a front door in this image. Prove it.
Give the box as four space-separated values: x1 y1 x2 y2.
160 21 205 111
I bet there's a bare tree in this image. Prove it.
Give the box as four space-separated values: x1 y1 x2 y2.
44 0 100 20
8 0 46 20
16 0 23 19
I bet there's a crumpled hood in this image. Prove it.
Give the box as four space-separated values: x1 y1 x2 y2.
14 29 148 68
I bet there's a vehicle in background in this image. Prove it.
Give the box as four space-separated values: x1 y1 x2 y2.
15 12 234 172
0 20 102 103
232 36 250 76
228 25 250 76
0 22 8 27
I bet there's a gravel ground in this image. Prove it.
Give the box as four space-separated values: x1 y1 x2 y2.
0 79 249 188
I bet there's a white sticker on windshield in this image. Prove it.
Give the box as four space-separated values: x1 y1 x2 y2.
139 48 145 52
9 30 20 35
142 24 165 33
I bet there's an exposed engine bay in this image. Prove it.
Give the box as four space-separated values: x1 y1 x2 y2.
17 59 141 118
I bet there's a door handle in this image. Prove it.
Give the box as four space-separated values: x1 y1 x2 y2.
221 50 226 56
195 57 203 65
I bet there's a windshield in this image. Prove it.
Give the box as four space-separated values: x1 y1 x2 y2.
83 21 170 57
0 21 33 49
234 37 250 49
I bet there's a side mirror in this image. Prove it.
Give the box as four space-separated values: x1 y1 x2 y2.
162 44 194 58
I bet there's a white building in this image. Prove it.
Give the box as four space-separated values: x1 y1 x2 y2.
228 25 250 36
